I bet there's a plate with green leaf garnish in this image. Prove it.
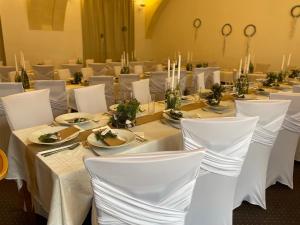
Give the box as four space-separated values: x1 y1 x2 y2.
55 113 94 125
87 127 135 149
29 126 80 145
162 109 192 123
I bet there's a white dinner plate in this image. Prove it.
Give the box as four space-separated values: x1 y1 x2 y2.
28 126 80 145
87 129 135 149
55 113 94 125
162 111 192 123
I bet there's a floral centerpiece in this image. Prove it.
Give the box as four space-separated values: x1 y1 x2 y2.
235 74 249 98
165 84 181 110
110 98 141 128
186 63 193 71
263 72 281 87
196 63 208 68
289 69 300 79
71 72 83 84
205 83 225 106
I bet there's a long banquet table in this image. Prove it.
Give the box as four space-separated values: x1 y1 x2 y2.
5 92 276 225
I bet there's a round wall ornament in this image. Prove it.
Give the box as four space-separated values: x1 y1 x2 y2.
291 5 300 18
221 23 232 36
193 18 202 29
244 24 256 37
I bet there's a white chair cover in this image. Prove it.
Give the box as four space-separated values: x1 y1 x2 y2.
196 72 205 91
2 89 54 131
84 150 205 225
175 71 187 92
267 92 300 188
292 85 300 93
34 80 68 117
0 66 15 82
32 65 54 80
81 67 94 81
149 71 168 101
86 59 95 67
181 117 258 225
205 67 221 89
143 61 157 72
89 63 107 76
0 83 24 152
192 68 208 93
61 64 83 74
74 84 107 114
57 69 72 81
234 100 290 209
113 66 122 76
119 74 139 100
89 76 115 107
213 70 221 85
106 62 121 75
130 62 144 75
8 71 17 82
132 79 151 104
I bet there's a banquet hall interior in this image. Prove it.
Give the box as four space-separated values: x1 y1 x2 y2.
1 0 300 225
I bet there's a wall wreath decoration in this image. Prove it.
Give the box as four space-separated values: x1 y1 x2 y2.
291 5 300 18
193 18 202 41
221 23 232 37
244 24 256 37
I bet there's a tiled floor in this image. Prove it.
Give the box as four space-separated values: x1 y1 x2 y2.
1 162 300 225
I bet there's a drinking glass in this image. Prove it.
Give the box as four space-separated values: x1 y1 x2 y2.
148 94 156 115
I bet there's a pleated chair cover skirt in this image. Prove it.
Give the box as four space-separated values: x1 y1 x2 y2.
234 100 290 209
84 150 205 225
267 93 300 188
181 117 258 225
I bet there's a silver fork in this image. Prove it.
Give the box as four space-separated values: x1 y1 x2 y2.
42 142 80 157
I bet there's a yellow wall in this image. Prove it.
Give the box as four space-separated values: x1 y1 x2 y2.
137 0 300 70
0 0 82 67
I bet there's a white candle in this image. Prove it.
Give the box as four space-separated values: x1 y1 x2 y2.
187 51 190 63
121 56 124 67
171 63 175 90
191 52 193 62
167 58 170 80
177 54 181 82
243 56 248 74
287 53 292 68
247 54 251 74
20 51 25 70
126 52 129 66
281 55 286 71
14 54 18 72
238 58 243 78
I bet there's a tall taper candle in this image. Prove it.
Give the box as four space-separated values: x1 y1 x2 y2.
287 53 292 69
14 54 18 72
167 58 170 80
126 52 129 66
243 56 248 74
246 54 251 74
238 58 243 78
171 63 175 90
177 54 181 82
281 55 286 71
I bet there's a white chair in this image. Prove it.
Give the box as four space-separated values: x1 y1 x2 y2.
149 71 168 101
0 83 24 152
8 71 18 82
119 74 139 100
89 76 115 107
181 117 258 225
84 150 205 225
88 63 106 76
234 100 290 209
2 89 54 131
267 92 300 188
196 72 205 91
57 69 72 81
61 64 82 74
192 68 208 93
0 66 17 82
293 85 300 93
175 71 187 92
86 59 94 67
81 67 94 81
143 61 157 72
132 79 151 104
113 65 122 76
74 84 107 114
32 65 54 80
213 70 221 85
34 80 68 117
106 62 121 75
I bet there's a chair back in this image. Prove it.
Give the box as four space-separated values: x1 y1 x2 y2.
74 84 107 114
89 63 106 75
85 150 204 225
34 80 67 117
86 59 94 67
57 69 72 81
89 76 114 107
119 74 139 100
61 64 82 74
132 79 151 104
149 71 168 101
2 89 53 130
81 67 94 81
0 149 8 180
181 117 258 225
32 65 54 80
0 66 17 82
293 85 300 93
196 72 205 91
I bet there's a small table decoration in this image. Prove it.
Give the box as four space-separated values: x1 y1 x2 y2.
289 69 300 79
196 63 208 68
121 51 130 74
205 83 225 106
71 72 83 84
234 74 249 98
262 72 283 87
110 98 141 128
